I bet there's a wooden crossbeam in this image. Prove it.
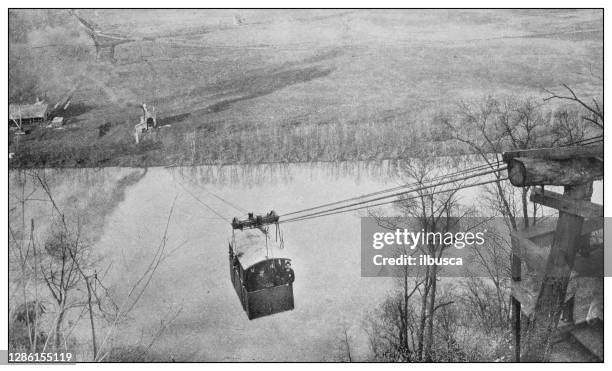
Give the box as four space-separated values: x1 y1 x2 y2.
510 240 602 316
516 218 603 247
512 280 538 315
553 321 604 361
511 231 549 273
531 189 603 219
573 243 604 278
502 143 602 162
570 321 604 361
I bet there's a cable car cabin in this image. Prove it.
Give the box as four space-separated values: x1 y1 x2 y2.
229 228 294 320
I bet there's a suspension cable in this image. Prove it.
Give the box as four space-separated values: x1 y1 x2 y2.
279 166 506 222
278 138 598 224
181 176 248 214
174 179 229 221
280 160 504 218
573 137 603 146
563 135 603 146
280 176 509 224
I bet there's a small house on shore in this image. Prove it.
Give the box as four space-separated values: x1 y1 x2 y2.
9 100 49 128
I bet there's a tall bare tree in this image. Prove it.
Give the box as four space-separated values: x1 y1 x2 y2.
543 83 603 130
367 156 466 361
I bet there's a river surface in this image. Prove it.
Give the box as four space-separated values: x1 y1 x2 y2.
8 160 603 361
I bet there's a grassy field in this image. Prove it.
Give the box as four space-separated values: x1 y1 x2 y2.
9 9 603 168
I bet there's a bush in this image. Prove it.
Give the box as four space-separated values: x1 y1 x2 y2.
9 320 48 352
98 122 113 138
103 345 170 362
104 346 147 362
9 301 48 352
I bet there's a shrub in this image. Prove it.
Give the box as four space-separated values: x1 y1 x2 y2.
98 122 113 138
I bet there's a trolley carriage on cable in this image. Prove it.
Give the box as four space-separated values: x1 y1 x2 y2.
229 212 295 320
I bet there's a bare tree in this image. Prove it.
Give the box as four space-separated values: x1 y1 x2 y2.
463 224 512 331
39 220 88 351
398 158 464 361
367 156 467 361
9 170 183 361
543 83 603 130
441 95 546 231
549 107 589 146
336 324 353 362
9 171 47 352
95 197 181 362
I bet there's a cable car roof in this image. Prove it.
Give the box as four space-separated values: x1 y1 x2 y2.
232 228 289 269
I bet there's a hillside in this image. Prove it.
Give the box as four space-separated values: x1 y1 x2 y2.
9 9 603 168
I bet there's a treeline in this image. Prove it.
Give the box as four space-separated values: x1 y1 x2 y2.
10 94 601 168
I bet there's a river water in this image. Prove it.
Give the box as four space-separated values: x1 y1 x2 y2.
8 160 602 361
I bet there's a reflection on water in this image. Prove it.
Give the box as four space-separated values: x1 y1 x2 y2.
8 159 603 361
168 156 484 187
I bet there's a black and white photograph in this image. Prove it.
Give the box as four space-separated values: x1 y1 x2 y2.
4 4 607 365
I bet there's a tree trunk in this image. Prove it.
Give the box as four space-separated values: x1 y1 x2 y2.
55 309 65 351
86 277 97 360
416 266 431 360
401 267 409 353
424 263 438 361
522 188 529 228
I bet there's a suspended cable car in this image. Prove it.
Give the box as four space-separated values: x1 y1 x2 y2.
229 212 294 320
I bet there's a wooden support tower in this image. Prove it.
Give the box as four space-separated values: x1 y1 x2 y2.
502 143 603 362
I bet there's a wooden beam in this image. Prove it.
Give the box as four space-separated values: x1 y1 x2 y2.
9 117 22 130
507 157 602 187
516 218 603 247
553 321 604 361
522 183 592 361
531 189 603 219
569 321 603 361
512 279 538 316
573 244 604 278
511 231 523 361
511 231 549 274
502 143 602 162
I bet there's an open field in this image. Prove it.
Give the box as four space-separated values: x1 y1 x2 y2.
9 9 603 167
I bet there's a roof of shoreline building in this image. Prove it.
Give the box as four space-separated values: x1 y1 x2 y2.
9 101 49 120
